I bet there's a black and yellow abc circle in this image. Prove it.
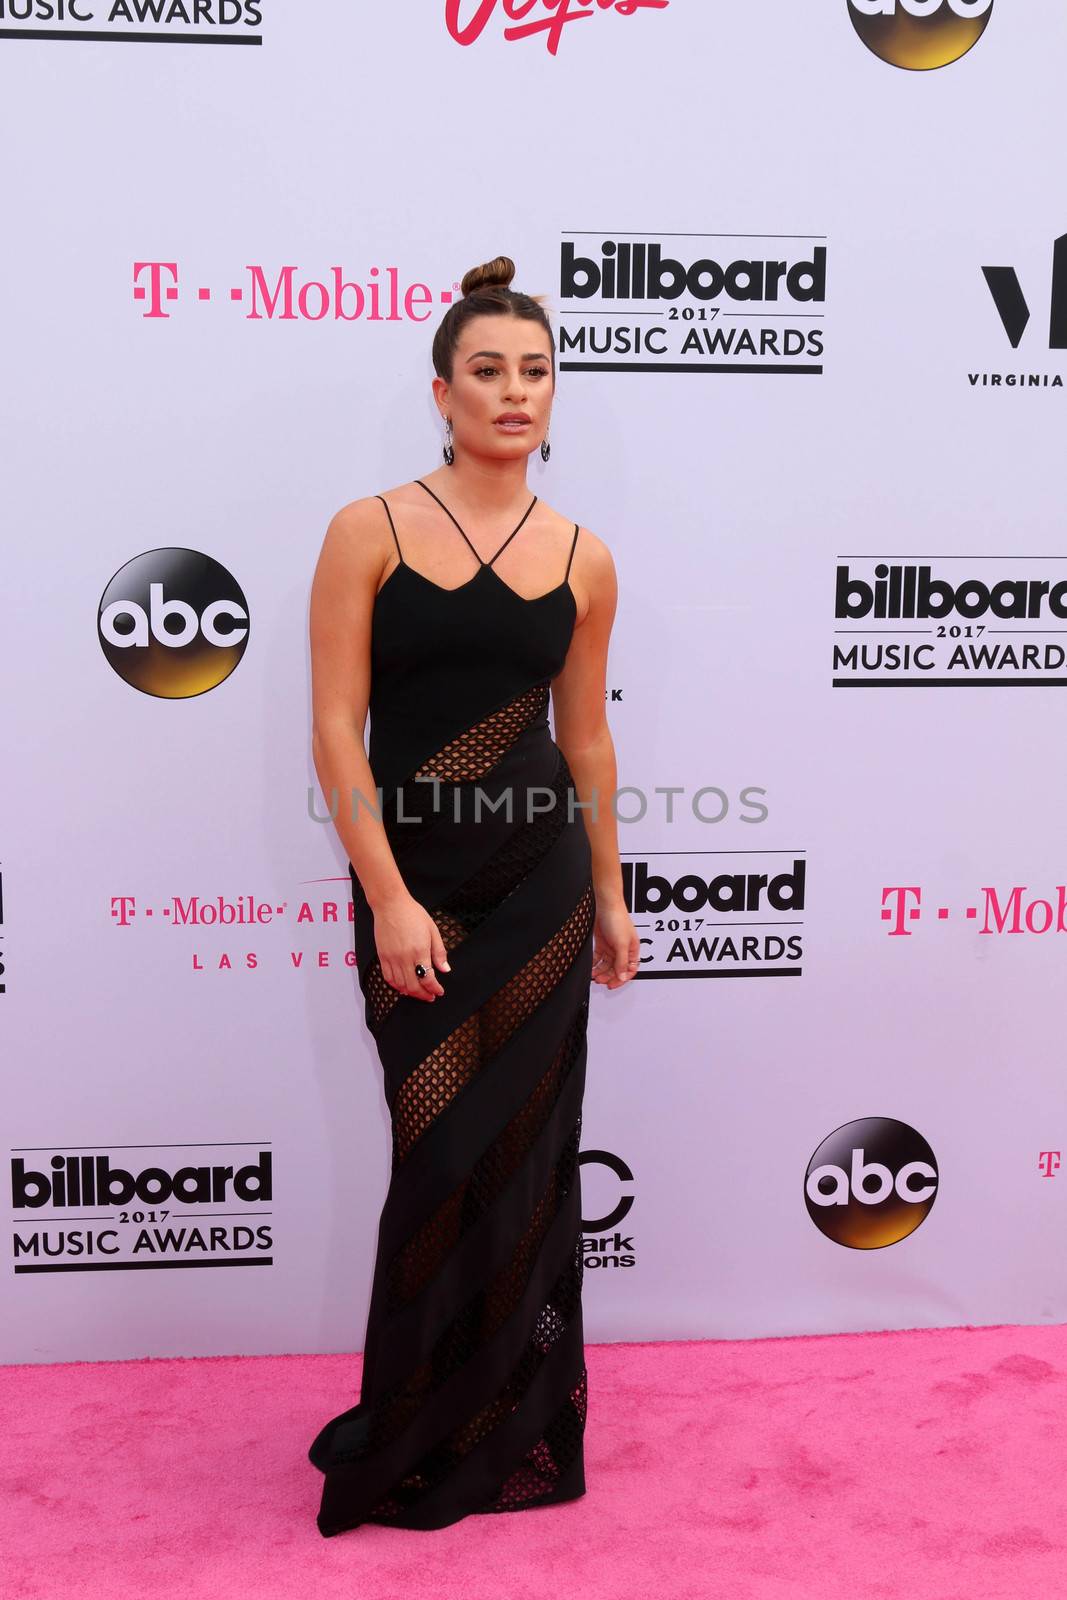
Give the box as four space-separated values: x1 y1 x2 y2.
847 0 993 70
98 547 250 699
804 1117 938 1249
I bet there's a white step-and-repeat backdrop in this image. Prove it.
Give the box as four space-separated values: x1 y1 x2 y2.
4 0 1065 1363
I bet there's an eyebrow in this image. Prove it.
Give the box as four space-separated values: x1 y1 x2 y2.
465 350 552 362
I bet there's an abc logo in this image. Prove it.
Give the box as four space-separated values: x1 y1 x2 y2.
804 1117 938 1248
847 0 993 70
98 548 250 698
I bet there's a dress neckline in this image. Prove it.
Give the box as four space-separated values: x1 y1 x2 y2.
374 560 575 609
372 484 580 609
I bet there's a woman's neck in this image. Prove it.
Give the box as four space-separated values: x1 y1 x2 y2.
424 455 533 515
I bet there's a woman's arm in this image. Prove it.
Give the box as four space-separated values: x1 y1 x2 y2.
550 531 639 989
309 499 448 1000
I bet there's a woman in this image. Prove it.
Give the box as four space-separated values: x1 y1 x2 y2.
306 254 638 1536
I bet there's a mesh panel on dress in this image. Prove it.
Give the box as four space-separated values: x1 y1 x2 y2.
328 1114 582 1470
381 680 551 867
482 1364 588 1514
363 754 577 1032
414 682 550 784
384 995 589 1313
364 1229 586 1525
392 881 595 1165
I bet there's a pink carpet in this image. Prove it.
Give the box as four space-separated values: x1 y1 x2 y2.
2 1322 1065 1599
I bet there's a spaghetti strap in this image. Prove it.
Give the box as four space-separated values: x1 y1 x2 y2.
484 497 538 566
565 523 580 581
376 495 403 563
414 479 482 563
415 478 538 567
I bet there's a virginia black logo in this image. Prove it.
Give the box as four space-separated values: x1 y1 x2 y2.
805 1118 938 1248
847 0 993 70
983 233 1067 350
98 548 250 698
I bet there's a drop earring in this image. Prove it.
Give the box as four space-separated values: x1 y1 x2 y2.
443 416 455 466
540 424 551 463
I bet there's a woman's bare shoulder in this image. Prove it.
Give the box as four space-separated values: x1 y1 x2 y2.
328 480 433 528
537 499 613 559
574 523 613 562
565 519 616 589
325 492 392 534
313 495 396 594
535 508 615 627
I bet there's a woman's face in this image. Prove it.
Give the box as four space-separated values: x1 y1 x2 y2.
438 314 555 461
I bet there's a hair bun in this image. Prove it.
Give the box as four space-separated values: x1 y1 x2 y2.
431 255 554 386
461 255 516 297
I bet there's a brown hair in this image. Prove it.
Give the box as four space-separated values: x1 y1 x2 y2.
431 254 556 386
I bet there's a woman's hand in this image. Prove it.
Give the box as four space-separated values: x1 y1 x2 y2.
372 891 450 1001
591 899 639 989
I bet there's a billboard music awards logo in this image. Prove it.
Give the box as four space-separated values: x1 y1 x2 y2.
9 1143 273 1273
580 1149 636 1273
847 0 993 70
621 850 805 978
0 1 263 42
558 235 826 376
805 1119 938 1248
98 549 250 698
832 558 1067 686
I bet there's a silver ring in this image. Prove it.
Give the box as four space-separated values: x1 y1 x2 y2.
414 963 427 979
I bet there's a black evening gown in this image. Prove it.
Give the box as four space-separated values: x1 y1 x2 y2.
308 479 594 1536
